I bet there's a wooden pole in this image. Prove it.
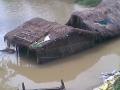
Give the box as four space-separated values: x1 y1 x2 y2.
27 48 29 57
7 41 10 48
37 54 39 64
16 46 19 65
61 80 65 89
22 83 25 90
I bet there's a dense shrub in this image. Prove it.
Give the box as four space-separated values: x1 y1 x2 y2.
75 0 102 7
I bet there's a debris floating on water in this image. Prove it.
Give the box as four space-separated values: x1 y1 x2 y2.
94 70 120 90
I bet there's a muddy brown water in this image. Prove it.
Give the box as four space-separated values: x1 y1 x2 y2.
0 0 120 90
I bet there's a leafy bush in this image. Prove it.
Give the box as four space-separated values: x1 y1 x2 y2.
75 0 102 7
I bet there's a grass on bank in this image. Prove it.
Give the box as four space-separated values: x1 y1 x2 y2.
75 0 102 7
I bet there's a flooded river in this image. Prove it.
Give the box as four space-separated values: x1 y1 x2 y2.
0 0 120 90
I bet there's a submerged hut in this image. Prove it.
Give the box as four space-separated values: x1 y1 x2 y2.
66 0 120 42
5 0 120 63
4 18 97 63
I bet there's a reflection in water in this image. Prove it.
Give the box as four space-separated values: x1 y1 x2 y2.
0 0 120 90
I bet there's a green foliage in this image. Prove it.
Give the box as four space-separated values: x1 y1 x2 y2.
113 76 120 90
30 41 43 49
75 0 102 7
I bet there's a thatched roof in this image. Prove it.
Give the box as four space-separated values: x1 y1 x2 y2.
4 18 75 46
5 18 97 52
66 0 120 42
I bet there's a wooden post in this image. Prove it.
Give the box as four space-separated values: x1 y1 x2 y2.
61 80 65 89
16 46 19 65
7 41 10 48
27 49 29 56
22 83 25 90
37 54 39 64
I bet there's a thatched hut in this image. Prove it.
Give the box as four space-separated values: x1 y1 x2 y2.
66 0 120 43
4 18 98 63
5 0 120 63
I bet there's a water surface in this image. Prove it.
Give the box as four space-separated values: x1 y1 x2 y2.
0 0 120 90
